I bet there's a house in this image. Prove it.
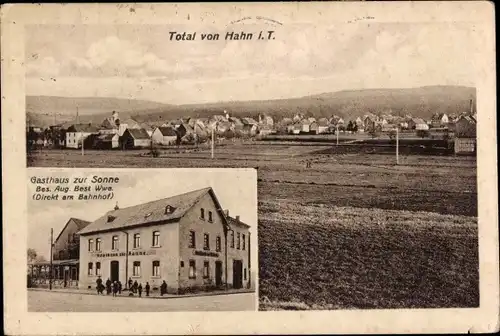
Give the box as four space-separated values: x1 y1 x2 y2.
93 134 120 149
408 118 429 130
139 123 154 137
66 124 98 149
120 128 151 149
241 117 258 126
309 121 319 134
151 126 178 146
307 117 316 124
454 115 476 154
317 118 330 134
51 218 91 287
301 119 311 133
77 187 251 292
292 122 302 134
258 114 274 126
242 123 258 136
258 125 274 136
431 113 450 127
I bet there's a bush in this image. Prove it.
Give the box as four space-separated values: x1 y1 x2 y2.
150 148 160 157
416 130 430 138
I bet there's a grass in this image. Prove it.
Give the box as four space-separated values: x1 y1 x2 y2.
258 202 478 309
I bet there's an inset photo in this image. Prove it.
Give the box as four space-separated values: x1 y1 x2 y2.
27 168 257 312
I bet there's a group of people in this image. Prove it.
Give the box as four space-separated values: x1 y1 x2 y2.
96 276 168 297
95 277 122 296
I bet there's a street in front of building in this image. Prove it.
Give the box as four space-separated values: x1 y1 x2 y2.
28 290 256 312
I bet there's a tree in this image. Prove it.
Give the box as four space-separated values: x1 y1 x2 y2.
353 123 358 133
27 248 37 264
346 121 354 133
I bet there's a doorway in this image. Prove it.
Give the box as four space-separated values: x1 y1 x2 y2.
215 261 223 287
232 260 243 289
110 260 119 282
64 269 69 287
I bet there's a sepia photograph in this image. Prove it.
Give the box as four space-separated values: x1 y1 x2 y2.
27 168 258 312
24 20 481 311
2 2 498 335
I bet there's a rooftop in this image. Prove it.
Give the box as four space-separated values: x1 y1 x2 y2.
78 187 227 235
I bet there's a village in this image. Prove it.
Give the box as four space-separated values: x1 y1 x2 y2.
26 99 477 155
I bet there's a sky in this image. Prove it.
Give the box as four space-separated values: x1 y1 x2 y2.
24 22 479 105
27 168 257 259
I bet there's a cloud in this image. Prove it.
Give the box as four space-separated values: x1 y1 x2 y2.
26 56 60 77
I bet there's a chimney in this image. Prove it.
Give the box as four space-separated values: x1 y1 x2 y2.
114 202 119 210
469 99 473 114
236 215 240 222
224 209 229 217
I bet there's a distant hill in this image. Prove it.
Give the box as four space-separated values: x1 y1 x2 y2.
130 85 477 124
26 96 171 127
26 86 476 127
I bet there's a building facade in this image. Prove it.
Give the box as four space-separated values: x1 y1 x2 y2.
78 187 251 293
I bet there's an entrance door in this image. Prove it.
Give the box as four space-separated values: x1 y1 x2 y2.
215 261 223 287
110 261 119 282
232 260 243 289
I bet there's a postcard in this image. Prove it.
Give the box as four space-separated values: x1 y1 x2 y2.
2 2 498 335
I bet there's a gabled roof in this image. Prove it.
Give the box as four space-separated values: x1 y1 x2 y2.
96 134 118 141
78 187 228 235
156 126 177 136
55 218 91 244
411 118 426 124
457 115 476 124
125 128 150 139
242 117 258 125
226 216 251 229
67 124 98 133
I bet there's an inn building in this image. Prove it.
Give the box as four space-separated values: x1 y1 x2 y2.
78 187 251 293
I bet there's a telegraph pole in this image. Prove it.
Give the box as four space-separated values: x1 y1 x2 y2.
336 124 339 146
396 127 399 165
211 125 215 159
49 228 53 290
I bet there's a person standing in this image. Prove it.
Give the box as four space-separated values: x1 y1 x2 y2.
128 277 133 291
112 281 118 297
106 278 112 295
138 283 143 297
160 280 167 296
133 280 138 293
96 276 103 295
145 282 150 297
117 281 122 294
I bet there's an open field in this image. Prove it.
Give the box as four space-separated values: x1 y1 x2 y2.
29 143 478 309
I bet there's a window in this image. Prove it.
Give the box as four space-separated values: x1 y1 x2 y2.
152 231 160 247
242 234 246 250
88 239 94 251
133 233 140 248
133 261 141 276
200 208 205 219
203 261 209 278
189 231 195 248
216 236 221 252
208 211 213 222
58 251 64 259
96 238 101 251
152 261 160 277
189 260 196 279
112 235 118 250
230 231 235 248
203 233 210 250
88 262 93 275
96 262 101 276
244 268 247 281
237 232 241 250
